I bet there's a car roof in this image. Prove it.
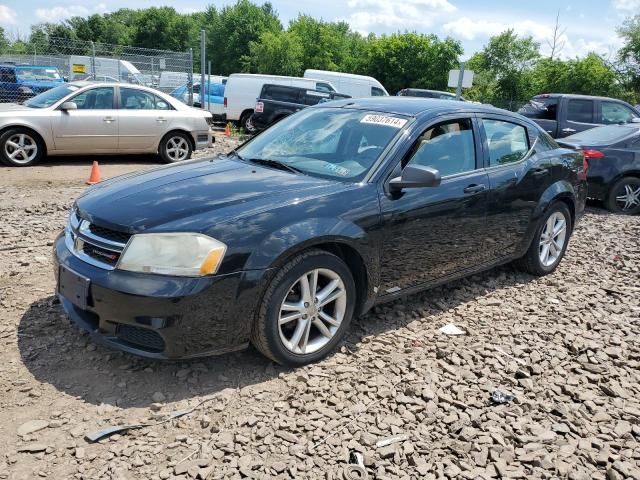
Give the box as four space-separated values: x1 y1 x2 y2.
534 93 631 102
315 97 508 117
402 88 454 95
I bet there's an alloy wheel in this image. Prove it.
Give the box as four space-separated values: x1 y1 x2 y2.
278 268 347 355
166 136 189 161
539 211 567 267
614 180 640 212
4 133 38 165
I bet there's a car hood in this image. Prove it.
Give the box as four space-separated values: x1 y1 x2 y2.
0 103 37 113
76 157 344 232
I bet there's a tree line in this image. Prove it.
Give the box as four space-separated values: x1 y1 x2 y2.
2 0 639 106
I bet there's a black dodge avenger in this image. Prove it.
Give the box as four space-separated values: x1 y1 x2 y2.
54 98 587 366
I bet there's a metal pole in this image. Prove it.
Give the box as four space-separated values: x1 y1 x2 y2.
455 61 464 100
188 48 194 106
200 29 206 110
91 41 97 80
207 61 211 112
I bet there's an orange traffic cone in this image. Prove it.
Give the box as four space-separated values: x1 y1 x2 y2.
86 161 102 185
224 123 231 137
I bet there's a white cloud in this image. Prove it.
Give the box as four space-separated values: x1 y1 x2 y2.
345 0 457 33
443 17 554 42
0 4 17 25
34 4 108 22
612 0 640 11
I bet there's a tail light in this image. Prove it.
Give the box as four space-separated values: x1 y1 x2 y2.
255 101 264 113
223 96 227 107
577 149 602 181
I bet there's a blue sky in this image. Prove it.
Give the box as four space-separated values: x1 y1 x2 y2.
0 0 637 59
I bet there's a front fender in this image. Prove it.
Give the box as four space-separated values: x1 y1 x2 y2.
0 120 54 152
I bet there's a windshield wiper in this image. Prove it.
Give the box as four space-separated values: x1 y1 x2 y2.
246 158 303 174
226 150 244 160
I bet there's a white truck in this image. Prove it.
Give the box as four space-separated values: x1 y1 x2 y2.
69 56 147 85
303 69 388 98
223 73 336 132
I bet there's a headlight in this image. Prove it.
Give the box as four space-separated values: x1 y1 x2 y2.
117 233 226 276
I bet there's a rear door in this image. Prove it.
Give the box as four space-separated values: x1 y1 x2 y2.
53 86 118 152
560 97 598 137
480 116 552 259
117 87 174 151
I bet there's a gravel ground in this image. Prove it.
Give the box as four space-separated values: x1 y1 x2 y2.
0 137 639 480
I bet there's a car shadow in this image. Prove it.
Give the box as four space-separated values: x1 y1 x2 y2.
17 263 534 409
37 154 162 167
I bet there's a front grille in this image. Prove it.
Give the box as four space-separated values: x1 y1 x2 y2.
116 325 165 352
81 242 120 266
88 223 131 245
206 117 216 127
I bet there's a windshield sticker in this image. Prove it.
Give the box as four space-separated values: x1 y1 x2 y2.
360 114 407 128
325 163 350 177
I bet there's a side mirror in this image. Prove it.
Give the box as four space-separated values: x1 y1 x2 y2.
389 164 441 191
630 117 640 124
60 101 78 111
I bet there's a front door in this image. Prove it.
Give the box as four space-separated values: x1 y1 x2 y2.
378 116 489 294
53 86 117 152
117 87 174 151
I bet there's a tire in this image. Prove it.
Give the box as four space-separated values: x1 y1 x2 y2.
159 132 192 164
251 249 356 366
240 111 257 134
606 176 640 215
0 128 45 167
516 202 572 276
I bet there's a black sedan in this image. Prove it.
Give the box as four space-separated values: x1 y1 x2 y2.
559 124 640 214
54 98 587 366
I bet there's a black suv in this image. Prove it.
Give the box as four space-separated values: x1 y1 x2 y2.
252 84 350 131
518 94 640 138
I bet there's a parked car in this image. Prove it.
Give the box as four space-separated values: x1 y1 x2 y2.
171 79 227 120
0 63 65 103
397 88 465 101
558 124 640 214
224 74 337 133
0 81 213 167
303 69 388 98
518 93 640 138
252 84 350 131
53 98 587 365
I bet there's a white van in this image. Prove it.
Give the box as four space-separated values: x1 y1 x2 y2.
224 73 336 132
303 69 388 98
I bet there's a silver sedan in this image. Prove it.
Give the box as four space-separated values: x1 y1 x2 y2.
0 82 214 167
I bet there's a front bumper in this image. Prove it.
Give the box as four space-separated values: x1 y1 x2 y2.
53 233 269 359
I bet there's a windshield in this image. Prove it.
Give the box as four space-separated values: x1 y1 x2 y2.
566 125 639 145
237 108 408 181
16 67 61 81
24 84 80 108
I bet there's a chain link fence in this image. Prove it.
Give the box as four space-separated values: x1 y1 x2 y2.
0 37 193 104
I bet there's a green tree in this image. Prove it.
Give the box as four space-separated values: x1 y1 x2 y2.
206 0 282 75
618 15 640 101
243 30 303 75
0 27 9 54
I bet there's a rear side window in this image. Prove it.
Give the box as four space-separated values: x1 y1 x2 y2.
404 119 476 176
121 88 172 110
371 87 386 96
600 101 639 124
483 119 529 166
567 99 594 123
518 97 558 120
262 85 300 103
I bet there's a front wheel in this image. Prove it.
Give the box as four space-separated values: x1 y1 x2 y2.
0 128 44 167
251 249 356 366
159 132 192 163
516 202 572 276
606 176 640 215
240 111 257 134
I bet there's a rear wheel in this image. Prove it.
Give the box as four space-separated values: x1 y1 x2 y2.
240 111 257 134
251 249 356 366
606 176 640 215
0 128 44 167
516 202 572 276
159 132 192 163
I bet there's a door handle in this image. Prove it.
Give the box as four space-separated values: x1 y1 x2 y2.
562 128 576 133
532 167 549 177
103 117 115 123
463 184 486 194
156 117 167 123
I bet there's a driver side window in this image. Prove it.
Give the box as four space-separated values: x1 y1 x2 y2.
404 119 476 177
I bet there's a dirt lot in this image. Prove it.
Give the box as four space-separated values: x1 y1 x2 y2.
0 138 639 480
